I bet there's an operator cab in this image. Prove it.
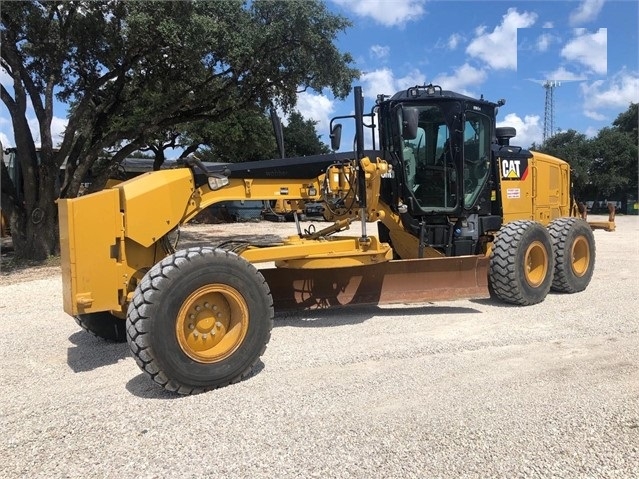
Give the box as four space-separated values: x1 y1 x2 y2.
377 84 503 256
378 85 496 215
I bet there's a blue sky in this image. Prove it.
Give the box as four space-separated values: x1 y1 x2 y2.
298 0 639 150
1 0 638 153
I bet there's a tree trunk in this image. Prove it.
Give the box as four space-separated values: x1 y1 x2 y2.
10 204 59 261
9 163 61 261
153 148 166 171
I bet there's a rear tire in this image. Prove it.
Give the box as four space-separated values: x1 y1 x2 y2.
548 217 595 293
75 312 127 342
126 247 273 395
489 220 554 305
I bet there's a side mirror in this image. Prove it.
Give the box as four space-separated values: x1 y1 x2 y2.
402 108 419 140
330 124 342 151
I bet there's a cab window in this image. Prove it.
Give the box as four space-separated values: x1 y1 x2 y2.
462 111 491 207
402 105 457 210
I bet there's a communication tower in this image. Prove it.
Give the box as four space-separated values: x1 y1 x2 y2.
543 80 560 143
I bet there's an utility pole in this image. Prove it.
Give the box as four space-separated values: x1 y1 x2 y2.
543 80 560 143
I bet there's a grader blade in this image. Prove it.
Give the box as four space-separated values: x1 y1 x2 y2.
262 256 490 311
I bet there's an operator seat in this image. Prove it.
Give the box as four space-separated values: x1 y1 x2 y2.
403 146 416 191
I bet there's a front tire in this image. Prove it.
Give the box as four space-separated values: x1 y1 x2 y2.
75 312 127 342
489 220 554 305
126 247 273 395
548 217 595 293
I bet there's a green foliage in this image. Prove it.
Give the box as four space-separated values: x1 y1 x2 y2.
194 109 331 163
589 127 637 197
1 0 358 259
195 111 278 163
537 103 638 203
612 103 638 143
282 112 331 157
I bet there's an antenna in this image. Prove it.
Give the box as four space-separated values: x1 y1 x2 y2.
543 81 561 142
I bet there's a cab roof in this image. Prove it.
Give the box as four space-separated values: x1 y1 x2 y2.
389 85 498 107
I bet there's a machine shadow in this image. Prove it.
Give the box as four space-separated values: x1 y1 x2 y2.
66 331 129 373
125 361 266 399
469 297 520 308
274 303 482 328
470 293 567 308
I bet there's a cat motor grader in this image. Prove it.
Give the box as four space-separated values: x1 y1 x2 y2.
58 85 605 394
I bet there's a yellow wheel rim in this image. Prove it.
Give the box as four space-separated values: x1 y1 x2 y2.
524 240 548 287
571 236 590 277
176 284 249 363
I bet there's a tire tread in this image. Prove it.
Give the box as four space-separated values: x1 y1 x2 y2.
548 217 595 293
489 220 554 306
126 247 273 395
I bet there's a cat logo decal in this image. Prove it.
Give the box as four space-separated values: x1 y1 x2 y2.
500 158 529 180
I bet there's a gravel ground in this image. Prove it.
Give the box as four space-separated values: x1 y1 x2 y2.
1 215 637 478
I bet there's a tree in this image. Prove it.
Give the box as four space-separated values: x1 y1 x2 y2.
609 103 639 208
589 127 637 199
194 109 332 163
195 110 279 163
587 105 638 206
612 102 638 144
537 104 638 207
282 111 331 157
1 0 358 260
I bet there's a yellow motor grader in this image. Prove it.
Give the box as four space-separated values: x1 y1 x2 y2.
58 85 610 394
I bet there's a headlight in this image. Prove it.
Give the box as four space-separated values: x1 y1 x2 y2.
207 174 229 191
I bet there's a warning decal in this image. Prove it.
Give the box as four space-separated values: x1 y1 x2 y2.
506 188 521 199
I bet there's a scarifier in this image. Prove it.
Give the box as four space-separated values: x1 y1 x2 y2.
58 85 612 394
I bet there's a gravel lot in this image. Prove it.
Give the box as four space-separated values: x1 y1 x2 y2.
1 215 637 478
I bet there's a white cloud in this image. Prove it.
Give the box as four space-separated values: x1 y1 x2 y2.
583 110 607 121
294 91 336 136
447 33 464 50
584 126 599 138
466 8 537 70
0 131 12 149
370 44 390 60
0 85 68 146
0 113 67 149
397 69 427 89
0 67 12 89
332 0 426 27
26 118 41 146
536 33 554 52
497 113 543 148
432 63 487 94
360 68 428 100
361 64 487 101
561 28 607 75
51 116 67 147
0 114 15 147
569 0 605 26
542 22 554 28
26 115 68 148
361 68 398 99
579 70 639 111
544 67 586 81
1 73 37 118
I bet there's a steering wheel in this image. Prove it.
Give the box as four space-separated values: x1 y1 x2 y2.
464 156 488 191
464 172 477 191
